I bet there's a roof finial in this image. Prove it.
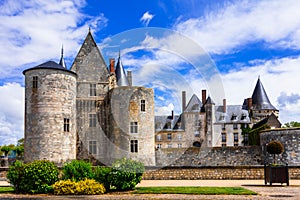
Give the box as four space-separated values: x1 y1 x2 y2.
258 75 260 79
89 26 91 33
59 44 67 69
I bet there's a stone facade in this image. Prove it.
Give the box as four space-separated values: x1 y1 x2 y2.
23 66 77 164
260 128 300 165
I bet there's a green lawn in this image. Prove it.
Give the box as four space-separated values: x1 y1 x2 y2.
0 187 14 193
134 186 257 195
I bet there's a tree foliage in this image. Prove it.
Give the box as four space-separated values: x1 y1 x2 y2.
283 121 300 128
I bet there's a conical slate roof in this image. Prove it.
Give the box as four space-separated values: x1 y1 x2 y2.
23 61 76 75
59 46 66 68
115 54 129 86
184 94 202 112
251 77 277 110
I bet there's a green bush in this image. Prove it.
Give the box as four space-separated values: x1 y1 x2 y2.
8 160 59 194
109 158 144 191
62 160 94 182
53 179 105 195
7 160 24 193
93 166 111 191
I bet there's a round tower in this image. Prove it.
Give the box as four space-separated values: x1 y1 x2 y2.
23 61 77 164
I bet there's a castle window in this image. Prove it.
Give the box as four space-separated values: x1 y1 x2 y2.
233 123 238 130
156 134 162 141
178 143 182 148
244 133 249 146
234 133 238 146
89 141 97 154
89 114 96 127
222 124 226 131
130 122 138 133
130 140 138 152
167 144 172 148
194 131 200 137
156 144 161 149
241 113 246 120
141 100 145 112
195 120 201 127
231 113 237 120
178 134 182 141
167 133 172 140
90 84 96 96
221 133 226 147
32 76 38 89
64 118 70 132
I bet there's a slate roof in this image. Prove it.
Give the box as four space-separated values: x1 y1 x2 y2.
23 61 76 75
252 113 281 129
184 94 202 112
215 105 251 124
115 54 129 86
155 115 181 130
251 77 277 110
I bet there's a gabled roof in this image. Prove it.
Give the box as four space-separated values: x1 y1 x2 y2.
251 77 277 110
23 61 76 76
155 115 180 130
184 94 202 112
115 54 129 86
252 113 281 129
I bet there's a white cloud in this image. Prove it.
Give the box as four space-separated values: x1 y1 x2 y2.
140 11 154 27
0 83 24 145
0 0 107 78
174 0 300 54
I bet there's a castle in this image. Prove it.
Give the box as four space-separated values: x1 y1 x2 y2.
23 30 281 166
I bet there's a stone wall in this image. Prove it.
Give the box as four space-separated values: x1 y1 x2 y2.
156 146 262 167
143 166 300 180
260 128 300 165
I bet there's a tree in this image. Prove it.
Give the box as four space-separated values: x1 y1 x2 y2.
266 140 284 164
283 121 300 128
1 145 11 157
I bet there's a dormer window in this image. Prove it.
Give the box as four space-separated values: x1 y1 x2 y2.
241 113 246 120
231 113 237 120
219 115 225 121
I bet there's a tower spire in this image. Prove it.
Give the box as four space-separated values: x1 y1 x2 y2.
59 45 67 69
115 51 129 86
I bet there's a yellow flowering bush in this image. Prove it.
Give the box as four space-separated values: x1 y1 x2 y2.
53 179 105 195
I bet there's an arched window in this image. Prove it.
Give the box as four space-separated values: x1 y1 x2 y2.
193 141 201 147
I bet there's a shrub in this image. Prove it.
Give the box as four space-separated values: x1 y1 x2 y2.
109 158 144 191
20 160 59 193
62 160 94 182
53 179 105 195
7 160 24 193
93 166 111 191
266 140 284 155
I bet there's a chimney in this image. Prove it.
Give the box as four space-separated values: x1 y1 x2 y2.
247 98 252 110
202 90 206 104
182 91 186 112
171 110 174 119
127 71 132 86
223 99 226 113
109 58 115 73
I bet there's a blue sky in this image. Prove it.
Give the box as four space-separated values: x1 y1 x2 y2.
1 0 300 145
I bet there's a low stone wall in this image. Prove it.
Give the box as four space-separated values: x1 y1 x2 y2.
143 166 300 180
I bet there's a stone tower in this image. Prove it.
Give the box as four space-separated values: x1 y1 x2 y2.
23 60 77 164
70 30 111 164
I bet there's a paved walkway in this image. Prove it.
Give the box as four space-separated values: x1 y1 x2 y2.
0 179 300 199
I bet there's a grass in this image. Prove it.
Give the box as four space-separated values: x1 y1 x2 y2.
0 187 14 193
133 186 257 195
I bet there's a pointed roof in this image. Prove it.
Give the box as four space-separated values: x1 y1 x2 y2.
184 94 202 112
59 45 66 68
115 53 129 86
251 77 277 110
